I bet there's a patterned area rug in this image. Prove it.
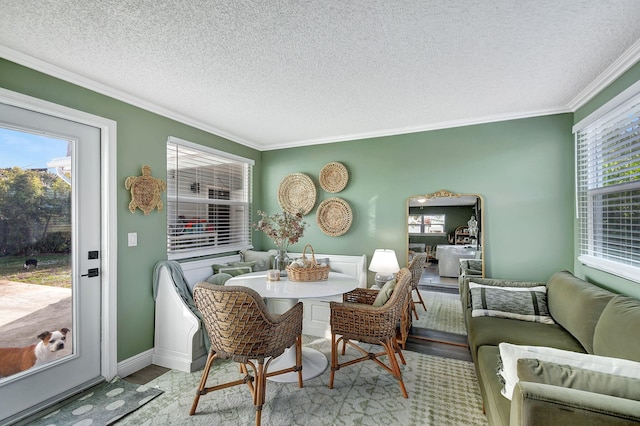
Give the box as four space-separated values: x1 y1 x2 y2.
116 337 487 425
412 290 466 335
31 378 163 425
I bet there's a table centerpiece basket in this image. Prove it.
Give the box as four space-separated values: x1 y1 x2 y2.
286 244 330 282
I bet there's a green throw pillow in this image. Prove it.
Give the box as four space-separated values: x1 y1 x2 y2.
211 263 229 274
517 358 640 401
373 279 396 307
205 273 233 285
218 266 252 276
211 262 254 275
229 261 256 269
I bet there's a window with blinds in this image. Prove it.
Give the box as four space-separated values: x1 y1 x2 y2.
166 137 254 260
575 86 640 281
408 214 445 235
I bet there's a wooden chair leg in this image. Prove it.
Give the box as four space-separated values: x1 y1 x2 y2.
329 333 337 389
415 288 427 311
254 361 266 426
383 339 408 399
190 350 216 415
393 337 406 365
340 337 347 355
411 299 419 320
296 335 303 388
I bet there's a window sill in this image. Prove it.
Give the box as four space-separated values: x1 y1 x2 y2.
578 255 640 284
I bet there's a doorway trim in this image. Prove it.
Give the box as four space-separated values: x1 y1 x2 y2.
0 87 118 381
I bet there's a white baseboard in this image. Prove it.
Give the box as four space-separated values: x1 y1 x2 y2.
117 348 154 378
152 351 207 373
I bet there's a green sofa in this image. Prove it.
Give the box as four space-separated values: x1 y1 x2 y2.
460 271 640 426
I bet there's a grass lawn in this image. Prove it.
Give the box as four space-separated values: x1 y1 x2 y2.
0 254 71 288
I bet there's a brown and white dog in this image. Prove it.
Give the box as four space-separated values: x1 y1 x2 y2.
0 328 70 378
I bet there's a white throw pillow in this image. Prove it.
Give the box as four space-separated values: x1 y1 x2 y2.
498 343 640 400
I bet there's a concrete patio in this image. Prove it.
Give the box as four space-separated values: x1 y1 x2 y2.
0 280 72 348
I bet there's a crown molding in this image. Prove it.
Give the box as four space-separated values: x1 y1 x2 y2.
262 107 570 150
3 42 638 152
567 39 640 112
0 46 262 150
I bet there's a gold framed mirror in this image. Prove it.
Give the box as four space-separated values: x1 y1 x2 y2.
406 190 484 281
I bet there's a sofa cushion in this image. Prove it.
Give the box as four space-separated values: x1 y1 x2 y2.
466 314 585 363
546 271 615 354
517 358 640 401
469 282 554 324
477 346 512 426
593 295 640 362
465 259 482 271
498 343 640 400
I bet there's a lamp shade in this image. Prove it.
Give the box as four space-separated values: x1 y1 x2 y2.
368 249 400 274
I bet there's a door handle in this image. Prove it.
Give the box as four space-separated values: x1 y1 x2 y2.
81 268 99 278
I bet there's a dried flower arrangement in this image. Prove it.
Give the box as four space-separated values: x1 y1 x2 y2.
253 210 309 252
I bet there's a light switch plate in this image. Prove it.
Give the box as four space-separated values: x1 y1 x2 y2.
128 232 137 247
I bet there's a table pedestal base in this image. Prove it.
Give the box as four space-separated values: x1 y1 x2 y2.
267 346 328 383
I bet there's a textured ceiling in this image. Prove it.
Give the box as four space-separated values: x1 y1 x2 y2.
1 1 640 150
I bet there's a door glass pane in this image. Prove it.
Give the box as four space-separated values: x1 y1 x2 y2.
0 127 73 381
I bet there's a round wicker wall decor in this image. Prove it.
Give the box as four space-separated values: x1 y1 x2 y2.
278 173 316 215
319 162 348 193
316 197 353 236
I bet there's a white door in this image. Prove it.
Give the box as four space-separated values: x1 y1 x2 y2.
0 102 103 423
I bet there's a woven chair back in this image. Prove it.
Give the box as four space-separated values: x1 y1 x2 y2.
379 268 412 332
193 283 298 362
393 268 413 308
408 253 427 289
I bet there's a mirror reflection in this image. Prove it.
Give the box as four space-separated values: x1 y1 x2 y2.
406 190 484 341
407 190 484 285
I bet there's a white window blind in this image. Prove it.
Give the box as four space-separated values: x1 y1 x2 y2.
166 137 253 260
575 90 640 280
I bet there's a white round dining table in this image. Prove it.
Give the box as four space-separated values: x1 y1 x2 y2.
225 270 359 382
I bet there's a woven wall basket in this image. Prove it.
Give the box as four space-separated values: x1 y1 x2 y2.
316 197 353 236
278 173 316 215
319 162 348 193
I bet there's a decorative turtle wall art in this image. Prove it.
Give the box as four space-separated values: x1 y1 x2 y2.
125 165 167 215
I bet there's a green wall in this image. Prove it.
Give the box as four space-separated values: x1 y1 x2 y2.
261 114 576 284
573 61 640 299
0 59 263 361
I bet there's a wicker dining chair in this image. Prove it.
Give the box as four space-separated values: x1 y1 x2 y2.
190 283 304 426
408 253 428 319
328 267 413 398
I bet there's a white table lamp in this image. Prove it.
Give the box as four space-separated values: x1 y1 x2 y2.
369 249 400 289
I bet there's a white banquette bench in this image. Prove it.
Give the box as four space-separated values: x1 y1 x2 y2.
152 251 367 372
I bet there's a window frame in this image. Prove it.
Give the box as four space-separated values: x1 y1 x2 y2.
574 80 640 283
408 213 446 236
166 136 254 260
